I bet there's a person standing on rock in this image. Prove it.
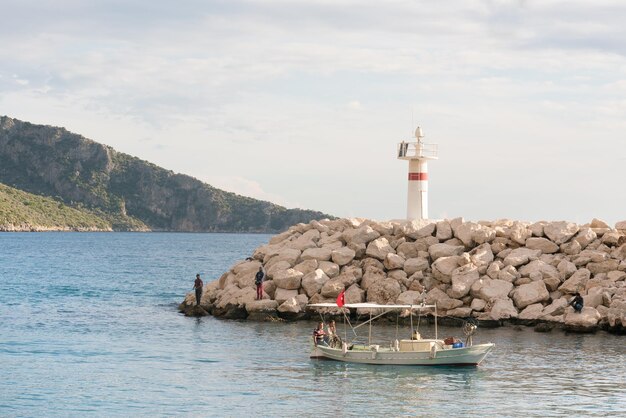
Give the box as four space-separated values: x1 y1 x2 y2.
255 267 265 300
193 274 203 306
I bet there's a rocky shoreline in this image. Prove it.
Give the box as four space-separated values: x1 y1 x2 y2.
179 218 626 335
0 224 113 232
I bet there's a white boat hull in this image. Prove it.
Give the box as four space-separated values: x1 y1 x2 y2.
311 342 494 366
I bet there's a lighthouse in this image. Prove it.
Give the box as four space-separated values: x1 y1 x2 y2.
397 126 438 220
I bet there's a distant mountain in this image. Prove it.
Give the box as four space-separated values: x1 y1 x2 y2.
0 116 331 232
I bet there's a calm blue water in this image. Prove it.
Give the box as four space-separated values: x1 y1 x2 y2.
0 233 624 417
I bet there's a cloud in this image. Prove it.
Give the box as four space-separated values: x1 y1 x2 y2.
1 0 626 224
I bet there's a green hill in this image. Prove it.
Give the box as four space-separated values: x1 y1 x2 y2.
0 182 140 231
0 116 332 232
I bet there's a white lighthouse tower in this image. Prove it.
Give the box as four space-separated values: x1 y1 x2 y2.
397 126 438 220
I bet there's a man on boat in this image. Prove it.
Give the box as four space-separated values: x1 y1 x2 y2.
193 274 203 306
255 266 265 300
313 322 327 346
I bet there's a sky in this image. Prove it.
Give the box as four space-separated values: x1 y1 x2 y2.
1 0 625 226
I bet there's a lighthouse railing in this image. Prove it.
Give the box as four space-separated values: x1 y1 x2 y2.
397 142 438 159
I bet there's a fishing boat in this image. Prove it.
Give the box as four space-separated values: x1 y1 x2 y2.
307 302 494 366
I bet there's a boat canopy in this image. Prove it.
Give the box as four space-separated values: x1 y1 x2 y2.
307 302 436 310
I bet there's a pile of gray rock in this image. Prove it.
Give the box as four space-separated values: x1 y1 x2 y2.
179 218 626 333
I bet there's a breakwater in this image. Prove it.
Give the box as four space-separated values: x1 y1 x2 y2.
180 218 626 334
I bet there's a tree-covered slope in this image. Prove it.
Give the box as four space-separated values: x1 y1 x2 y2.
0 116 331 232
0 182 127 231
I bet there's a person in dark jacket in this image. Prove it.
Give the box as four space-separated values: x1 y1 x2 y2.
193 274 203 306
569 292 584 313
255 267 265 300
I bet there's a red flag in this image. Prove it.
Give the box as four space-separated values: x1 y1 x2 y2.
336 289 345 307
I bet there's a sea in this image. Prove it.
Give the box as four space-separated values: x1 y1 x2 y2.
0 232 624 417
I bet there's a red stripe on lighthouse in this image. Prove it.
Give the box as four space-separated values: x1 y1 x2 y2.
408 172 428 181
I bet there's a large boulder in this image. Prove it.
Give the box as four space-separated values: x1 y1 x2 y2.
559 268 591 294
367 278 402 304
488 298 518 320
360 267 385 291
274 288 298 305
345 284 366 304
448 264 480 299
318 261 340 278
470 243 494 272
290 230 320 251
557 259 577 280
529 221 546 237
601 232 622 246
544 221 579 245
518 303 544 321
583 287 605 308
428 243 464 261
301 247 332 262
436 220 453 240
342 226 380 246
563 307 601 332
293 259 319 275
425 288 463 311
587 259 620 275
273 268 304 290
396 241 419 259
232 259 263 275
503 248 542 267
320 278 345 298
266 261 292 279
446 307 473 318
215 285 257 310
331 247 356 266
512 281 550 309
525 237 559 254
471 298 487 312
404 257 430 275
473 226 497 245
278 296 305 314
498 265 520 282
455 222 482 247
508 222 532 245
542 297 569 317
301 269 331 297
402 220 437 239
265 248 302 268
384 253 406 270
471 278 514 301
432 255 462 283
574 227 597 249
365 237 395 260
396 290 424 305
519 260 559 280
